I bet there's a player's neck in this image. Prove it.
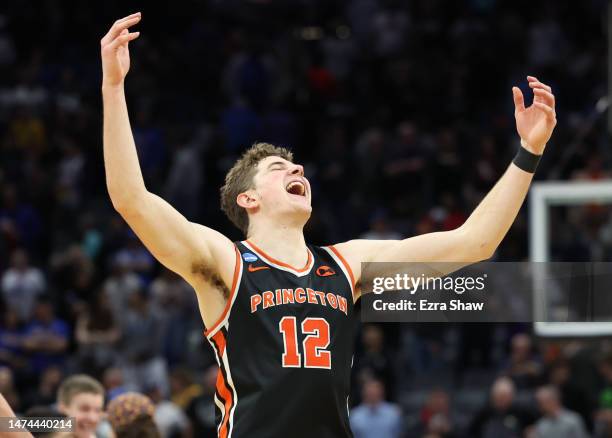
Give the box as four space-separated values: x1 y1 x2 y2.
247 226 308 268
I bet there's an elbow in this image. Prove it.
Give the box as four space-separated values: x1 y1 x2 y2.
474 243 496 262
110 197 133 215
472 233 498 261
108 188 146 215
106 175 148 214
110 198 132 215
460 227 496 262
113 202 143 221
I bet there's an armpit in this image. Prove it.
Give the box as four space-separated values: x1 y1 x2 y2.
191 260 230 299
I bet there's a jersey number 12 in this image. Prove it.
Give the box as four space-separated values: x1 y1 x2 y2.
279 316 331 369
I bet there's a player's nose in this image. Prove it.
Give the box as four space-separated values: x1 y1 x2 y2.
289 164 304 176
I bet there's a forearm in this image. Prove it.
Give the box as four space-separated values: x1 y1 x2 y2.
103 84 147 209
461 162 533 257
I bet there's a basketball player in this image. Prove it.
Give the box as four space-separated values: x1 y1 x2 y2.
101 12 556 437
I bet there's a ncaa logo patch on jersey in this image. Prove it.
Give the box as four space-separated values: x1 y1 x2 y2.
242 252 258 263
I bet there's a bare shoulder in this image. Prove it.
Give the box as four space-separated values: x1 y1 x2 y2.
188 223 237 290
186 223 239 331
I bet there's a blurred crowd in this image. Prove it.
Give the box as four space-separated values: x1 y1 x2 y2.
0 0 611 437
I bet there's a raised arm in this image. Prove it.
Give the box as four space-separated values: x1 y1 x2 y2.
336 77 557 299
100 14 235 322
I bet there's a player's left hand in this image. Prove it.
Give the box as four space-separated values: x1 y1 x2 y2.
512 76 557 155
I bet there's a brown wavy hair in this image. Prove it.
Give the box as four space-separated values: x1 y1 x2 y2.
220 142 293 236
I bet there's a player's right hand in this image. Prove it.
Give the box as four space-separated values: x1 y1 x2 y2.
100 12 141 88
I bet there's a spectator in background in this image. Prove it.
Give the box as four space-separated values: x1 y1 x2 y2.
595 352 612 437
0 308 26 371
113 233 155 284
163 139 203 221
103 366 128 401
22 295 68 374
471 135 505 197
527 14 567 70
116 230 155 284
534 385 589 438
106 392 160 438
1 248 45 321
436 193 468 232
548 360 594 432
103 253 142 326
185 366 218 438
133 109 167 191
359 208 402 240
120 289 168 396
145 383 191 438
55 136 85 209
571 153 611 182
353 324 396 402
23 365 63 408
383 121 430 211
220 97 262 155
0 183 42 254
170 368 203 411
57 375 105 438
75 288 121 375
78 213 103 261
401 323 449 378
431 128 462 198
354 128 387 200
49 244 95 307
469 377 536 438
501 333 543 389
595 411 612 438
350 379 402 438
419 388 456 437
149 268 197 367
370 3 410 57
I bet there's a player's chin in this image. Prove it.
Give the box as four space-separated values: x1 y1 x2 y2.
286 193 311 208
301 204 313 215
294 199 312 213
284 200 312 218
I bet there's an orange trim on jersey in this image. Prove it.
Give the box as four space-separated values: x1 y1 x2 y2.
327 245 357 300
246 240 313 273
204 245 241 338
211 329 227 356
212 331 232 438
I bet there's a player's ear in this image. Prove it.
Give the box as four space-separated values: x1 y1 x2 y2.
237 191 259 210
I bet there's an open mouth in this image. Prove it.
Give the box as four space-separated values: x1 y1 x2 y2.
285 180 306 197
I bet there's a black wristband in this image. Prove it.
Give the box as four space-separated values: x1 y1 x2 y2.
513 141 542 173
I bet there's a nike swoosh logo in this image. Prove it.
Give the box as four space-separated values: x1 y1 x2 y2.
248 264 271 272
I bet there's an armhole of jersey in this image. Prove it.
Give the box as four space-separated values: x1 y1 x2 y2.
325 245 358 303
204 244 243 339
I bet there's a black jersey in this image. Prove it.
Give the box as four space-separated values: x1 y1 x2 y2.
204 240 357 438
